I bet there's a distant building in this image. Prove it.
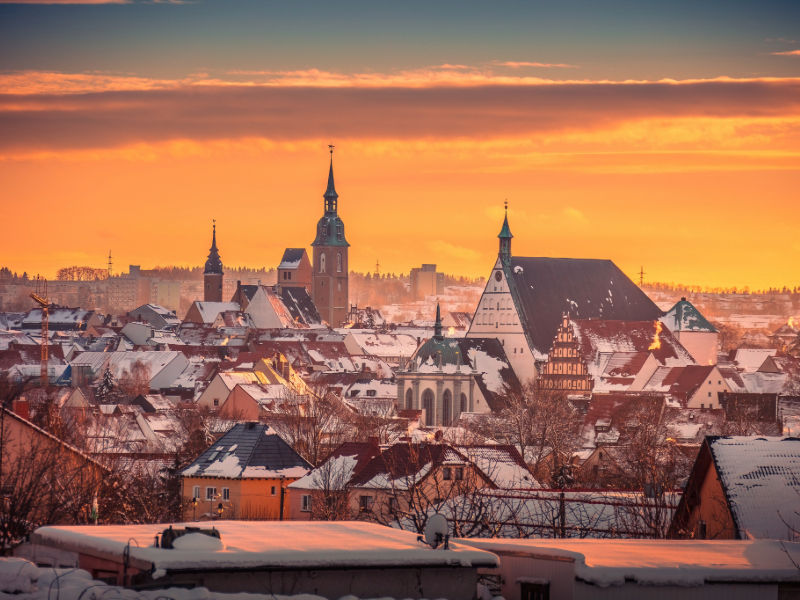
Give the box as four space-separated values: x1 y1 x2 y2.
311 153 350 327
203 223 224 302
277 248 312 294
127 304 181 330
410 264 444 300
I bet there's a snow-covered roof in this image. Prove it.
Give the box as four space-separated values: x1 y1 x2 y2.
69 350 185 383
31 521 498 574
181 423 310 480
191 302 241 324
455 445 539 489
459 537 800 587
709 436 800 540
660 299 717 333
347 332 418 357
730 348 778 373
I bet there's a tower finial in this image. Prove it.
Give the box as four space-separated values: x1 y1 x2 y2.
204 220 223 275
328 143 335 155
434 303 443 340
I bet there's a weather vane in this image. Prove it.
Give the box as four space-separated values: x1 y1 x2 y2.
328 143 335 154
504 199 508 210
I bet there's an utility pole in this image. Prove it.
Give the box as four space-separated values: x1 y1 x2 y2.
107 251 113 278
639 266 646 287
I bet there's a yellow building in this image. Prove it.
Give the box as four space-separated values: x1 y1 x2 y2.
181 422 311 521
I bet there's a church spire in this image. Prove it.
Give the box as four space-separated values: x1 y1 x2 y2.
204 221 223 275
434 303 443 340
498 200 513 261
324 143 338 212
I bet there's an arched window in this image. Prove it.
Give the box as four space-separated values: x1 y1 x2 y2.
422 389 435 426
405 388 413 410
337 253 342 273
320 253 326 273
500 313 506 325
460 393 467 414
442 389 452 426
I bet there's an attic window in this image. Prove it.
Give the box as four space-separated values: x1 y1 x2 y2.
207 451 219 462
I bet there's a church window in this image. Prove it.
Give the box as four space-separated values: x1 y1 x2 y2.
337 280 342 292
337 253 342 272
422 389 435 426
337 224 342 240
406 388 413 410
442 390 452 425
320 253 326 273
460 393 467 413
500 314 506 325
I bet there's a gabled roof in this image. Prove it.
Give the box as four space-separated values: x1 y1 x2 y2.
708 436 800 539
660 299 717 333
349 443 469 490
278 248 308 270
572 319 695 367
188 302 241 324
181 423 311 479
642 365 717 400
281 287 323 327
503 257 663 359
288 441 382 490
579 393 665 448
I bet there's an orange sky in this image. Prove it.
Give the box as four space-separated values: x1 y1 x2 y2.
1 71 799 289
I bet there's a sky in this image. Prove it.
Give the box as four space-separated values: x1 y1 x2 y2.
1 0 799 289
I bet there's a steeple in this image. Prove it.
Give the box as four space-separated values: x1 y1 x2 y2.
434 303 443 340
204 221 223 275
498 201 513 261
324 144 338 213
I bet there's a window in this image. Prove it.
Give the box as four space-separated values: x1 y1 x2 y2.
388 497 398 513
271 486 277 496
442 389 452 425
709 403 714 409
708 392 712 397
337 280 342 292
337 253 342 272
460 393 467 413
337 224 343 240
213 398 219 407
422 389 435 426
366 389 377 397
287 272 292 280
359 495 374 512
406 388 413 410
514 348 517 353
206 487 217 500
701 403 705 408
455 467 464 480
443 467 452 480
193 486 200 499
320 253 326 273
301 494 312 512
222 488 230 501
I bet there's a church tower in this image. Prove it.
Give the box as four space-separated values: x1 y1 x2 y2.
311 147 350 327
204 222 224 302
498 202 513 263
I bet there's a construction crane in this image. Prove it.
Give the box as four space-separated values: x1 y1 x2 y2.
29 276 49 388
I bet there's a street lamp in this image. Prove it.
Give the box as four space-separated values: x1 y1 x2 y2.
217 502 224 520
191 497 198 522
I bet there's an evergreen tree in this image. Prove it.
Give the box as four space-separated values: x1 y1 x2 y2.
96 364 116 398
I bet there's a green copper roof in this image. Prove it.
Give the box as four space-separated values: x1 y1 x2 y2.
498 210 513 239
204 223 223 274
312 157 350 247
324 159 338 200
661 299 717 333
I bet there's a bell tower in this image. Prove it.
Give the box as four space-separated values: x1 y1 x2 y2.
204 221 224 302
311 146 350 327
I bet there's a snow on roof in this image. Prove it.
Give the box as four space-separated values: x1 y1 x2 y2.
346 378 398 399
709 436 800 540
278 248 307 269
459 537 800 587
661 299 717 333
572 319 696 369
69 350 184 381
33 521 498 573
192 302 241 324
455 445 539 489
217 371 265 390
730 348 778 373
347 332 418 357
181 423 310 479
289 442 381 491
238 382 287 404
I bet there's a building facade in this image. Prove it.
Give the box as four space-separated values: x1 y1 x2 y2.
311 153 350 327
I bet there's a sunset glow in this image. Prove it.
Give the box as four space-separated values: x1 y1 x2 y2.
1 1 799 288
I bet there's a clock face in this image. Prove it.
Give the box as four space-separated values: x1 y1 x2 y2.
494 271 502 282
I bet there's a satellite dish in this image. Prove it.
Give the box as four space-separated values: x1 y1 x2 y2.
424 513 449 549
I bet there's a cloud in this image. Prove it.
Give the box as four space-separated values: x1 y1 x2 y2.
773 50 800 56
564 207 587 223
0 75 799 154
430 240 481 260
491 61 577 69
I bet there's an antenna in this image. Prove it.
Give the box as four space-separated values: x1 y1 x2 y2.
374 259 380 278
638 266 646 287
108 250 113 278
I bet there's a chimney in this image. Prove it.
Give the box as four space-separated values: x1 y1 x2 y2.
12 398 29 421
282 362 290 381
